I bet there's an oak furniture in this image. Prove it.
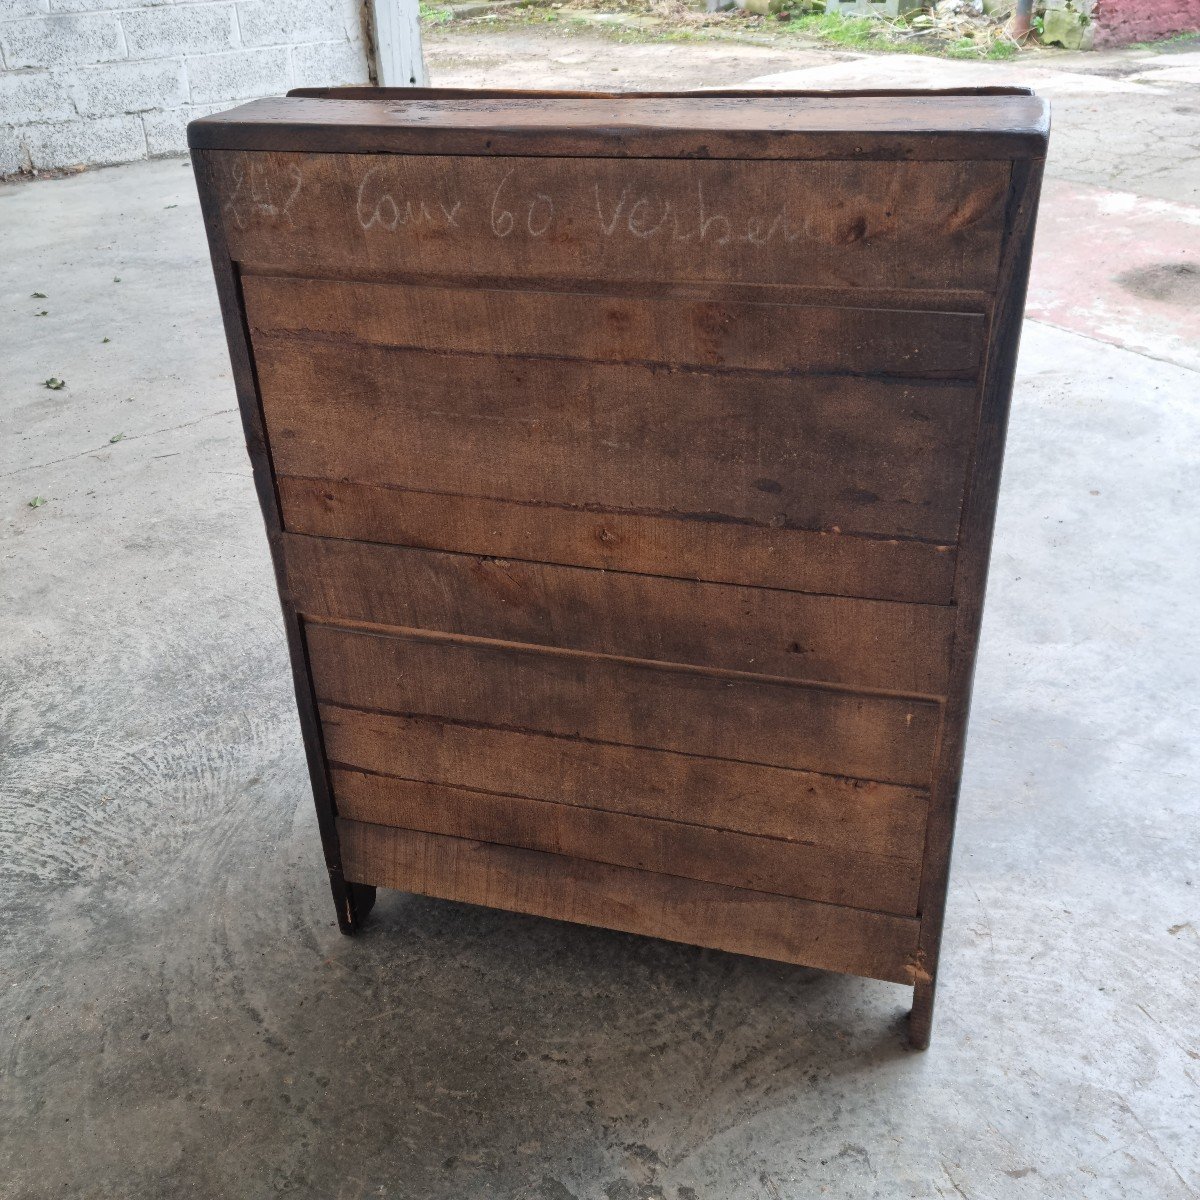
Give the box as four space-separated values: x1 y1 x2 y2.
190 87 1048 1048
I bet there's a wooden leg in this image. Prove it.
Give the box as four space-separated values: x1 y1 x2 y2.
908 977 936 1050
332 871 377 935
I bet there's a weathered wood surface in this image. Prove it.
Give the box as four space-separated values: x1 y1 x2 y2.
246 277 987 378
211 152 1009 290
191 89 1049 1046
189 94 1049 162
337 819 923 983
305 623 941 786
284 533 955 694
278 477 959 605
320 704 929 859
331 768 921 914
254 337 977 544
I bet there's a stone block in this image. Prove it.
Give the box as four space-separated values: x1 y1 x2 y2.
143 100 234 157
4 0 50 17
141 106 190 156
1 127 30 176
289 38 369 88
0 13 126 69
48 0 168 12
66 58 188 118
186 46 291 104
21 112 145 169
1043 6 1092 49
0 68 75 124
120 4 238 58
823 0 924 15
236 0 353 48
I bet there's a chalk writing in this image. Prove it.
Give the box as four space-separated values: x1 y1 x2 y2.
489 170 555 239
224 160 302 230
338 164 854 250
595 181 806 248
356 164 462 232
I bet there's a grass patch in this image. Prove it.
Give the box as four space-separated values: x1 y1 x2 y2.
425 1 1030 60
782 13 882 50
1130 30 1200 50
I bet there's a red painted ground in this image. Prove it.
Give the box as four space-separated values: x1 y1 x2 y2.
1026 178 1200 371
1095 0 1200 47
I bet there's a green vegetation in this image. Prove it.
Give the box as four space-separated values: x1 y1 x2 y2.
426 1 1027 61
1130 30 1200 50
781 13 882 51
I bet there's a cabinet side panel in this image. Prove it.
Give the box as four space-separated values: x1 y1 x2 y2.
911 158 1044 1047
190 147 362 930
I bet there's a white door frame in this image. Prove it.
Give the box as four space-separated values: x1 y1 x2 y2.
370 0 428 87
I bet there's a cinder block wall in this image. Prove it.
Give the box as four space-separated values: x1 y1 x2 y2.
0 0 372 177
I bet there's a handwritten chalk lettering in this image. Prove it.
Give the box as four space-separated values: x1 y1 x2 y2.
527 192 554 237
489 171 556 239
356 165 463 233
489 170 515 238
595 182 805 248
225 160 302 230
343 164 851 250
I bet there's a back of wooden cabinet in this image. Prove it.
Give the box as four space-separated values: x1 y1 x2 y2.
191 90 1047 1046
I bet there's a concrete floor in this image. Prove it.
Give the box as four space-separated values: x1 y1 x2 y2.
2 37 1199 1200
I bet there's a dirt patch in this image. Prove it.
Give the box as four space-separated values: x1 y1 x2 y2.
1117 261 1200 306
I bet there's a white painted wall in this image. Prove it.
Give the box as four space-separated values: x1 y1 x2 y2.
0 0 425 178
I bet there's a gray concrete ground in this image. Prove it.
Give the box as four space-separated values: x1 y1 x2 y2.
2 34 1199 1200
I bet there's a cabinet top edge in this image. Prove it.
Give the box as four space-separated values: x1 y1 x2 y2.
187 90 1050 160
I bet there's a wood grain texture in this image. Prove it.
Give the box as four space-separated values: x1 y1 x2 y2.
254 338 976 544
305 623 942 786
331 767 921 914
278 477 959 605
210 152 1009 290
189 94 1049 163
283 533 955 694
337 819 923 984
319 704 929 860
246 277 986 379
191 88 1049 1045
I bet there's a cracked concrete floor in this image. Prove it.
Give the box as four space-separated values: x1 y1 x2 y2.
2 40 1199 1200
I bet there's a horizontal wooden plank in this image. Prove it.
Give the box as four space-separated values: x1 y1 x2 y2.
337 819 923 985
331 768 921 915
209 152 1009 290
284 533 954 695
191 95 1048 163
246 277 986 380
257 270 994 317
254 340 976 544
305 624 941 786
278 477 958 605
320 704 929 860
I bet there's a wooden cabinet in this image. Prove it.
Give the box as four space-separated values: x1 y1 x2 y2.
190 87 1048 1047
